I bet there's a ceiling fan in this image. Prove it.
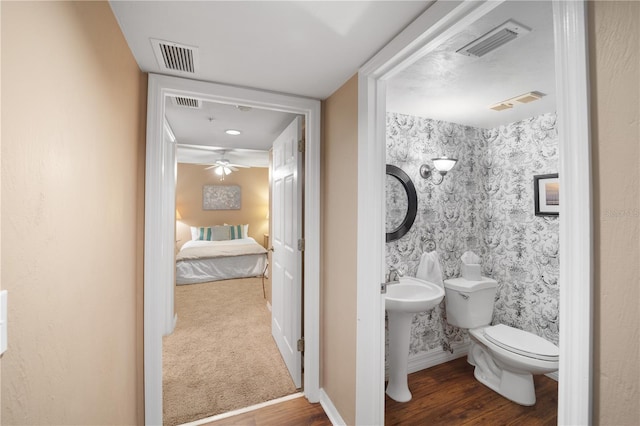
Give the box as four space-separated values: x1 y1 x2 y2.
204 150 250 180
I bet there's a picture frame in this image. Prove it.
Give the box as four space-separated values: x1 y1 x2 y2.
203 185 241 210
533 173 559 216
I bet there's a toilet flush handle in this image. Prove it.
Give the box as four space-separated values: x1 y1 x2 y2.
459 292 470 300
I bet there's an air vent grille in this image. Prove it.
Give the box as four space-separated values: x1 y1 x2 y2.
151 39 199 74
172 96 201 109
457 20 531 58
489 91 545 112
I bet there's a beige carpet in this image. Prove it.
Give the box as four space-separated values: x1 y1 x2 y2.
163 277 297 426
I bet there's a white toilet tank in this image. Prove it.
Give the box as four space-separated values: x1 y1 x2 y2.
444 277 498 329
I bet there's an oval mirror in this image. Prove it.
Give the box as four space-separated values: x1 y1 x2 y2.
386 164 418 242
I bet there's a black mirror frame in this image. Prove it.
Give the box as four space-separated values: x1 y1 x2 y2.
386 164 418 243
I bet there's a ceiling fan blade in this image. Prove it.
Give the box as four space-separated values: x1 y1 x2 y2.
228 165 239 172
204 164 217 170
228 163 250 168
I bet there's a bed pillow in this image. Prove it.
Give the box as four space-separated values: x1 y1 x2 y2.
224 223 249 239
227 224 245 240
191 226 230 241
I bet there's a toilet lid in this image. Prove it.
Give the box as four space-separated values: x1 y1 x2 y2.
484 324 559 362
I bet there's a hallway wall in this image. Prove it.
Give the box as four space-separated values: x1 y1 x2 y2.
1 2 146 423
589 2 640 424
321 74 358 425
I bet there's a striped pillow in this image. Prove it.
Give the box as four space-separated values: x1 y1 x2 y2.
228 224 244 240
224 223 249 240
193 226 230 241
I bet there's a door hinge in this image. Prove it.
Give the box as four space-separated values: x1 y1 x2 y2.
298 238 305 251
298 139 305 153
297 338 305 352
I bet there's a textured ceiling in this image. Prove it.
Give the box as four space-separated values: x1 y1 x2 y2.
387 1 556 129
110 0 430 164
110 1 430 99
166 100 297 165
112 1 556 163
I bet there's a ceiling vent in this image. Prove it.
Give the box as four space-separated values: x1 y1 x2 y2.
457 20 531 58
151 39 199 74
171 96 201 109
489 91 545 112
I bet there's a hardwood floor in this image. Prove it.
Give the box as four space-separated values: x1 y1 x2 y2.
385 357 558 425
202 396 331 426
202 357 558 426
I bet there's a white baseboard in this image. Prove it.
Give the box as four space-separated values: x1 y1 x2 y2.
399 342 560 384
399 342 470 376
319 388 347 426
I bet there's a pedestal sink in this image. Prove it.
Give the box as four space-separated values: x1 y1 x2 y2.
386 276 445 402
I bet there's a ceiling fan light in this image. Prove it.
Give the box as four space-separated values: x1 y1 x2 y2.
432 157 458 173
214 167 223 176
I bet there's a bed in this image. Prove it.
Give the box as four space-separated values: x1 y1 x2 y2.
176 237 268 286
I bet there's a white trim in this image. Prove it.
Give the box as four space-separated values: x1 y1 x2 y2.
553 1 593 424
163 118 176 143
179 392 304 426
546 371 559 382
406 343 470 376
144 73 321 424
355 71 387 426
356 3 503 425
356 1 592 425
319 388 347 426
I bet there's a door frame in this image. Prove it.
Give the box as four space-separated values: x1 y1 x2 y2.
356 1 592 425
144 73 321 425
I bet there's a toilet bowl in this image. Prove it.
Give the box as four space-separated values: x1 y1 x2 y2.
444 277 559 406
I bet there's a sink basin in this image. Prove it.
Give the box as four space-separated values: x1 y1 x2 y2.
385 276 444 403
385 276 444 313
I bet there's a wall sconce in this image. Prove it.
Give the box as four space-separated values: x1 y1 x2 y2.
419 156 458 185
176 209 182 221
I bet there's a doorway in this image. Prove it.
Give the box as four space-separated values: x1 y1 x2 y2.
356 1 592 424
143 74 321 424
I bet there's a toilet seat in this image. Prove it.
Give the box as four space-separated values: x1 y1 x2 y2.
483 324 559 362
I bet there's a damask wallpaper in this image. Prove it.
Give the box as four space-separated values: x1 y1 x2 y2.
386 112 559 359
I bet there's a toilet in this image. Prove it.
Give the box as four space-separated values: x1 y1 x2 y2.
444 276 559 406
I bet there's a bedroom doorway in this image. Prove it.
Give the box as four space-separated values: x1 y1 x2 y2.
165 101 304 424
144 74 321 425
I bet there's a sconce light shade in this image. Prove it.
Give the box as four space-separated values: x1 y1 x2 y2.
420 156 458 185
176 209 182 220
432 157 458 174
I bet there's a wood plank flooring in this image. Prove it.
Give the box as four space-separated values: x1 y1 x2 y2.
202 396 330 426
202 356 557 425
385 357 558 425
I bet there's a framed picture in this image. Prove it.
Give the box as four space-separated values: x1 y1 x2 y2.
203 185 241 210
533 173 559 216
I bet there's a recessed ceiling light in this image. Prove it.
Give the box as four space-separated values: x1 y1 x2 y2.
225 129 241 136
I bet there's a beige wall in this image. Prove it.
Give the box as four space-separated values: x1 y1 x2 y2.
321 74 358 425
175 164 270 249
589 2 640 424
1 2 145 424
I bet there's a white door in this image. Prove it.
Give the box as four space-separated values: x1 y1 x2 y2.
271 116 303 388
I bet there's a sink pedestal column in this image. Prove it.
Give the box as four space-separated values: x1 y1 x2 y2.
386 310 414 402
